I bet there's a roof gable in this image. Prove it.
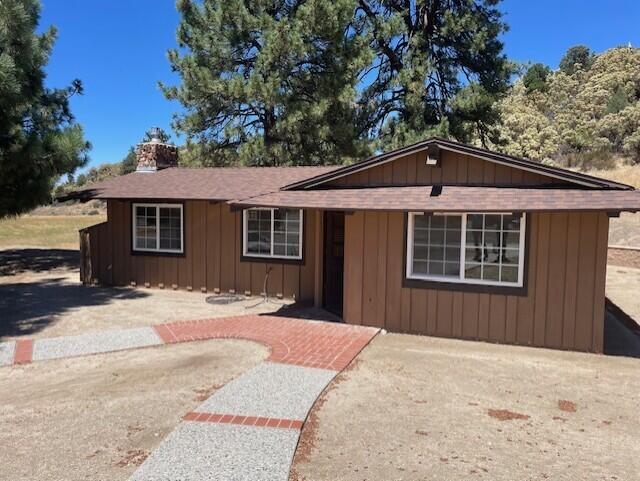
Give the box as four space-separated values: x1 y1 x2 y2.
282 138 632 191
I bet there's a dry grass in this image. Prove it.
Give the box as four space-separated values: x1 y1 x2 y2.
0 215 106 249
583 164 640 247
585 163 640 188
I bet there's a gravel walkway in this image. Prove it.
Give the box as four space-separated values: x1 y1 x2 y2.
0 341 15 366
129 422 300 481
2 313 379 481
197 362 336 420
31 327 162 361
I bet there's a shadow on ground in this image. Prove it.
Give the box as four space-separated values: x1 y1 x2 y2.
267 303 343 323
0 248 80 276
603 299 640 358
0 278 149 339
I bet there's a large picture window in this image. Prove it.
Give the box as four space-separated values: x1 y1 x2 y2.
407 212 525 287
243 208 303 260
133 203 183 254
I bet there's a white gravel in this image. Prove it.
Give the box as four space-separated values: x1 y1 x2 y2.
129 421 300 481
197 361 336 420
31 327 162 361
0 341 15 366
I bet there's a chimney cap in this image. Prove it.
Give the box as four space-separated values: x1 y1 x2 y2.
148 127 163 143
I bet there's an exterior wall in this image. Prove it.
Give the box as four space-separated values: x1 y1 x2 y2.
83 200 318 302
328 150 567 187
343 210 610 353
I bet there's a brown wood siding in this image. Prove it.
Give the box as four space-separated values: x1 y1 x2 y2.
343 210 609 352
86 201 317 302
326 151 570 187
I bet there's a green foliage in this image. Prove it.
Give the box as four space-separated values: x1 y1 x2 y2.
0 0 90 217
162 0 373 166
357 0 513 149
164 0 512 163
522 63 551 93
120 147 137 175
496 47 640 168
559 45 595 75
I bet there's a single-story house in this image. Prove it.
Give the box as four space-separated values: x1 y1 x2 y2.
66 137 640 352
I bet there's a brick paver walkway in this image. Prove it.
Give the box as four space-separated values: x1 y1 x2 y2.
2 313 379 481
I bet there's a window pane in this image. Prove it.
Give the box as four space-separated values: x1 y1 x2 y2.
483 265 500 281
245 208 301 258
158 207 181 251
503 231 520 249
413 260 428 274
502 248 519 265
503 214 521 231
444 262 460 276
428 260 444 275
465 263 482 279
501 265 518 283
410 214 462 279
462 214 524 285
467 214 483 230
413 246 428 261
429 246 445 261
484 214 501 231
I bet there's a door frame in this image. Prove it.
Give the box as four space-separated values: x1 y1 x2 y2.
322 210 345 317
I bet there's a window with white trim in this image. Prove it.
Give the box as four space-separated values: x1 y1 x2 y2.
407 212 525 287
133 203 183 253
243 208 303 260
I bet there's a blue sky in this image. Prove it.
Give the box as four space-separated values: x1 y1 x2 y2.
39 0 640 171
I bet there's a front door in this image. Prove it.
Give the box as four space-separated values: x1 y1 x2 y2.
323 211 345 317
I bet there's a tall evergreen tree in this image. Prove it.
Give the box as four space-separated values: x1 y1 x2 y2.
355 0 513 148
559 45 595 75
163 0 372 166
0 0 90 217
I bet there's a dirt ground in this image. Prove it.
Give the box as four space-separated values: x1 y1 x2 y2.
0 248 292 340
0 339 268 481
291 334 640 481
607 265 640 326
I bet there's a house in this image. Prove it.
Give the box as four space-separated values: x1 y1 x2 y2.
66 136 640 352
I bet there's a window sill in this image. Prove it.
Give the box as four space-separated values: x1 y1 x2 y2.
402 276 528 296
240 254 305 266
131 249 185 258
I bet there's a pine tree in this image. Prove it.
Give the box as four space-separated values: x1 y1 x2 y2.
162 0 373 166
0 0 90 217
356 0 513 148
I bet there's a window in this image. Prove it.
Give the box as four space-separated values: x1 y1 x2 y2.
133 203 183 253
407 212 525 287
243 208 303 260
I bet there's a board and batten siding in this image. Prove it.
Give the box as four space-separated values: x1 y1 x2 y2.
84 200 318 302
343 210 609 352
327 150 568 187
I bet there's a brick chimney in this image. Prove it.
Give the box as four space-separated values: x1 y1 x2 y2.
135 128 178 172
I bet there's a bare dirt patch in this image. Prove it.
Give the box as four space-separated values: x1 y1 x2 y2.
291 333 640 481
558 400 577 413
0 339 268 481
487 409 530 421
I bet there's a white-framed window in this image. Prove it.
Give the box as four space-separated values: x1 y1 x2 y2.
132 203 184 254
243 208 303 260
406 212 526 287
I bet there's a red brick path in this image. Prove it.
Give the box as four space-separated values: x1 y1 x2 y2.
183 411 304 430
154 314 378 371
14 340 33 364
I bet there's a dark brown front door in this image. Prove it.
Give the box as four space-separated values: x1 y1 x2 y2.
323 211 345 317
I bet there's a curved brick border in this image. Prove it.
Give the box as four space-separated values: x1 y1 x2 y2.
153 315 377 371
4 314 379 481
